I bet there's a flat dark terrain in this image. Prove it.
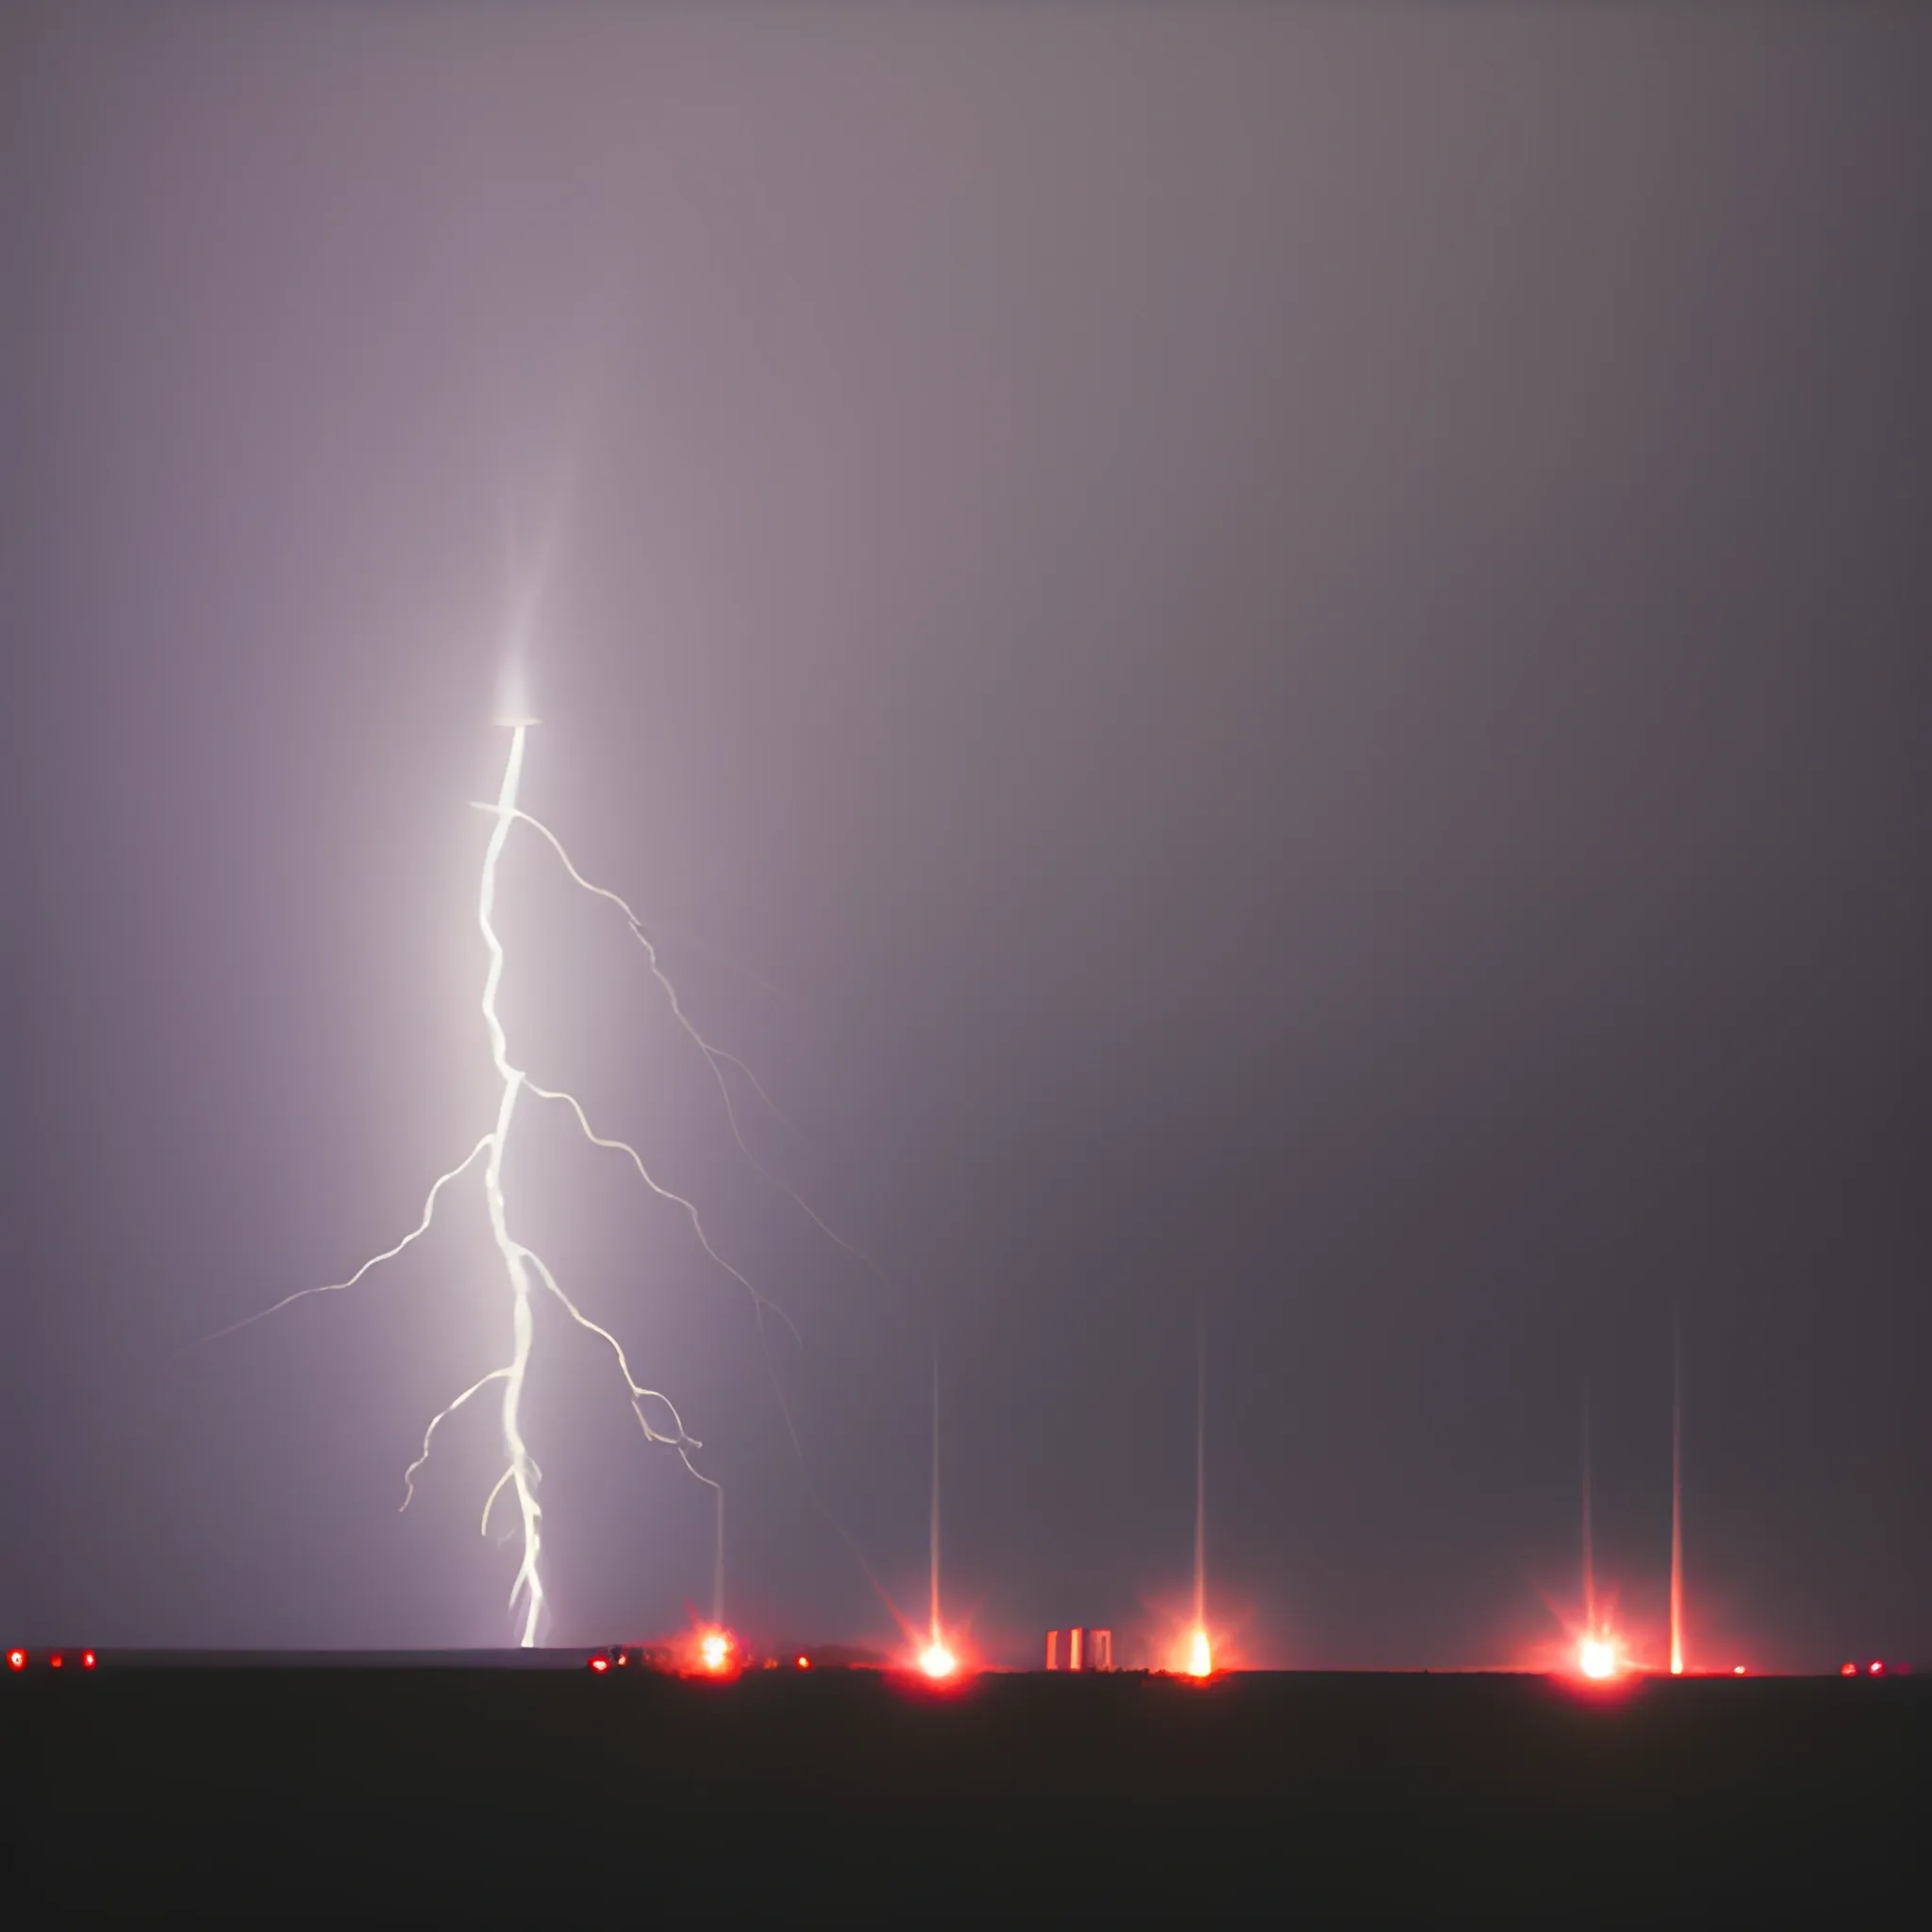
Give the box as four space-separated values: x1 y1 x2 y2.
9 1664 1925 1920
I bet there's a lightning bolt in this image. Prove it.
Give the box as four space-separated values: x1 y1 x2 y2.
175 706 919 1650
472 722 550 1643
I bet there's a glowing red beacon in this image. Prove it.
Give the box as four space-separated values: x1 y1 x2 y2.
1577 1639 1618 1682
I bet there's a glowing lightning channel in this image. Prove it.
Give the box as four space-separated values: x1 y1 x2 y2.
521 1241 725 1626
401 1367 509 1516
476 722 548 1645
451 722 733 1641
524 1080 799 1346
389 722 731 1641
1671 1306 1685 1676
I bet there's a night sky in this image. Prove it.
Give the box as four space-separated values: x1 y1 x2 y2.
8 5 1928 1671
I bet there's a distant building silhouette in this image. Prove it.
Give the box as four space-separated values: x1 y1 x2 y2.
1045 1627 1112 1671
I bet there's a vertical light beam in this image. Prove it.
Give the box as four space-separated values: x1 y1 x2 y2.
929 1329 941 1649
1185 1302 1211 1676
1671 1307 1685 1675
1581 1386 1596 1633
712 1481 724 1629
914 1323 959 1679
1194 1303 1208 1639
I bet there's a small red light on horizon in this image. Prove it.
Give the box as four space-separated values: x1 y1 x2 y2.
49 1654 63 1669
796 1656 810 1670
1841 1662 1857 1676
1870 1661 1884 1676
82 1651 97 1671
6 1649 24 1672
588 1656 609 1674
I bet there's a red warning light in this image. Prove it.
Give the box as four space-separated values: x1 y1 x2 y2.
6 1649 25 1672
796 1656 810 1670
1869 1661 1885 1676
82 1651 97 1671
49 1653 63 1670
588 1656 609 1674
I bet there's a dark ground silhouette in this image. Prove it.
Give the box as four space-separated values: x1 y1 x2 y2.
10 1665 1925 1919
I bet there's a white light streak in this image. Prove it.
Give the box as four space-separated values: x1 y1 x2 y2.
168 1137 493 1362
475 724 547 1643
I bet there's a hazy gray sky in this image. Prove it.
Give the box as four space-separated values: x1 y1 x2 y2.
7 4 1928 1668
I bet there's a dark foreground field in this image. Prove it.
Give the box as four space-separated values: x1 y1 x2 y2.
9 1665 1925 1921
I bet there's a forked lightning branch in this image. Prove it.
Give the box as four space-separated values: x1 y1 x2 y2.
190 721 768 1645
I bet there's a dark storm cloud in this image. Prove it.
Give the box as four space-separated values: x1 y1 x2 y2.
8 5 1927 1667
